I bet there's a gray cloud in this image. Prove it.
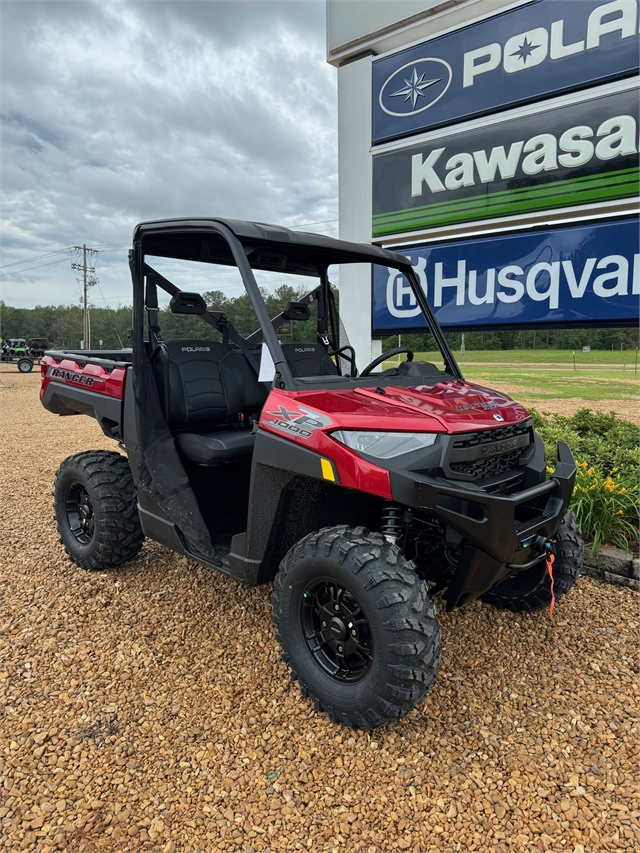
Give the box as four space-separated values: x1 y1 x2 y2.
1 0 336 307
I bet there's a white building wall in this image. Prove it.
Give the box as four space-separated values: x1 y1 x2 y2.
329 0 530 363
337 56 376 366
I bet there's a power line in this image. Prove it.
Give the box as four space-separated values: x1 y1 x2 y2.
0 256 73 278
94 280 127 348
0 223 339 272
0 247 73 269
290 218 338 228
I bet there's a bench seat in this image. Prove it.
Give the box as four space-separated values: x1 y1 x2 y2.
175 429 256 465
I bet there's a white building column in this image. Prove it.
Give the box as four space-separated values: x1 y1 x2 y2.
337 54 379 369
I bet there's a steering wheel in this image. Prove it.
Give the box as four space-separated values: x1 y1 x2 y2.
360 346 414 377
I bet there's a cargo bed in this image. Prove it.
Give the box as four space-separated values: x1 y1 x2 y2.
40 350 133 439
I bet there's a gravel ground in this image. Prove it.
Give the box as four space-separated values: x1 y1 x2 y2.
1 370 639 853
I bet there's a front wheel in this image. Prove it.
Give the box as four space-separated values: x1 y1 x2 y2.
272 526 441 729
481 510 583 612
53 450 144 570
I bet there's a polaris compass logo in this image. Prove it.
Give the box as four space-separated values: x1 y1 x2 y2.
379 58 452 117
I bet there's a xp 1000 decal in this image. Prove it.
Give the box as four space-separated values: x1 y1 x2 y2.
262 405 333 439
372 218 639 333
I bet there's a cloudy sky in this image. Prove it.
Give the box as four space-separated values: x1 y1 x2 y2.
1 0 337 309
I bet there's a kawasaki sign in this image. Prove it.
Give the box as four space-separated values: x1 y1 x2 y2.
371 218 639 333
372 87 638 236
372 0 640 144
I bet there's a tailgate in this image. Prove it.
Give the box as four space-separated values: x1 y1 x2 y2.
40 352 129 439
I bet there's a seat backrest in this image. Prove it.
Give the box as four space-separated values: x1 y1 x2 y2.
281 343 339 378
154 340 267 429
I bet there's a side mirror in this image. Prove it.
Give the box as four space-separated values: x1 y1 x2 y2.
169 292 207 315
282 301 310 322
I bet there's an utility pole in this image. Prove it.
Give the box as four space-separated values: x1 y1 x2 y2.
72 245 100 349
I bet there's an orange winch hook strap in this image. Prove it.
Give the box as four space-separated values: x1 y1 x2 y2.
546 552 556 620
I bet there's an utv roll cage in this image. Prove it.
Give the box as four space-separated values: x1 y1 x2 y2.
129 218 462 385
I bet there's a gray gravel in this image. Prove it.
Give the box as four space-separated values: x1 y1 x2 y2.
1 370 639 853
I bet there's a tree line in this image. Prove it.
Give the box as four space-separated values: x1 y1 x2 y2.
1 293 637 352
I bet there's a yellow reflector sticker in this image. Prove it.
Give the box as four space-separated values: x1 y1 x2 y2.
320 458 335 482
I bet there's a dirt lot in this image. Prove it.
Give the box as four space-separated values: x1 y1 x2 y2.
1 370 639 853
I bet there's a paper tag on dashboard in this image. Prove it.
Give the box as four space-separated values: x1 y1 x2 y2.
258 343 276 383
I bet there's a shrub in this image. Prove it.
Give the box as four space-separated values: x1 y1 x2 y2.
571 464 639 555
532 408 640 553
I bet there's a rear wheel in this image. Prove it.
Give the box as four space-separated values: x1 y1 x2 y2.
481 510 583 612
17 358 33 373
272 526 441 729
53 450 144 570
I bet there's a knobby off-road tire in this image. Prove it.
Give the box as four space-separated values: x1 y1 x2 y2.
272 525 441 729
481 510 584 612
53 450 144 571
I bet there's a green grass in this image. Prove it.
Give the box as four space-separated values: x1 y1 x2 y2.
413 349 639 367
385 351 640 402
459 367 638 402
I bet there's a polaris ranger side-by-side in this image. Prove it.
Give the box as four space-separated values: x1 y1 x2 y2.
41 219 582 728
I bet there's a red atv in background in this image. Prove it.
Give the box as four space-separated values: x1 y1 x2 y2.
40 218 582 728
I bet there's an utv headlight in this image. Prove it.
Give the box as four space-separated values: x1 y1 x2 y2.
331 430 438 459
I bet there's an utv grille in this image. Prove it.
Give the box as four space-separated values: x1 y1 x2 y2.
447 420 533 485
451 420 532 450
449 448 522 479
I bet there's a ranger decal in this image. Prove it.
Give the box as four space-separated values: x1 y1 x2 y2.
47 366 104 387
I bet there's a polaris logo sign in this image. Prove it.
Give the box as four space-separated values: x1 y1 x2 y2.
372 0 640 143
181 346 210 352
372 87 638 235
372 218 639 333
379 59 452 117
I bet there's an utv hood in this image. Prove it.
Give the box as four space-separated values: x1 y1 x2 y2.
295 380 530 434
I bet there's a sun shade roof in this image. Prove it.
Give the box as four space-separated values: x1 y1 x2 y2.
134 217 411 276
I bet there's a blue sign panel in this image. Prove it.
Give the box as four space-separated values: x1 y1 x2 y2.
372 0 640 144
372 218 640 333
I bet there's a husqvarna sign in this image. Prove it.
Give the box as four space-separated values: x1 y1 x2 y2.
372 218 639 332
372 0 640 143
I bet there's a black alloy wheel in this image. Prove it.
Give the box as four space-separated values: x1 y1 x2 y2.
53 450 144 571
65 482 95 545
301 579 373 683
273 525 442 729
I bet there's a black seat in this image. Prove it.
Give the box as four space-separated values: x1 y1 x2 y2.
281 343 339 377
174 430 255 465
153 339 267 464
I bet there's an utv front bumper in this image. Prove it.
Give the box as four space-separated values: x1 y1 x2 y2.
401 441 577 609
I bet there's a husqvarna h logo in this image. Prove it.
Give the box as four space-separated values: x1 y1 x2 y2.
379 59 452 117
386 257 427 319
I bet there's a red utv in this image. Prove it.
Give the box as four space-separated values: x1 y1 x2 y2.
41 218 582 728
